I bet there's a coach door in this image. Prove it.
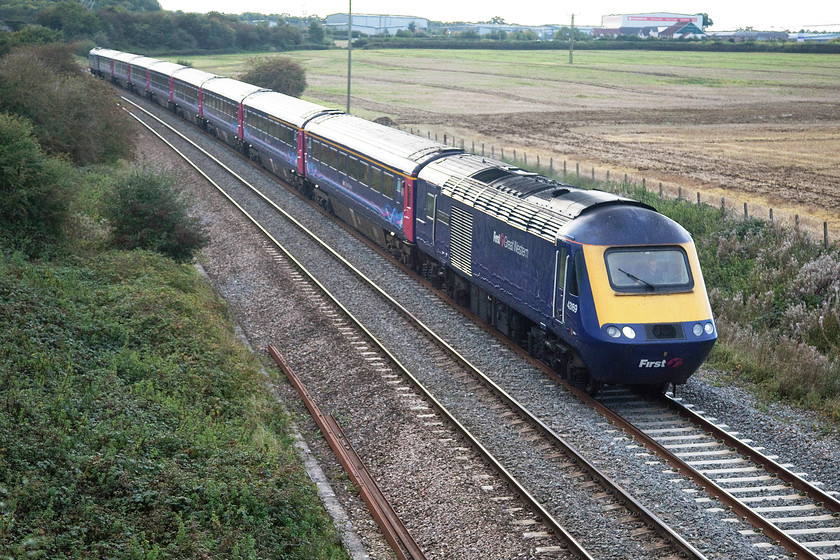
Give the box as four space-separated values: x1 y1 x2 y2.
554 247 568 323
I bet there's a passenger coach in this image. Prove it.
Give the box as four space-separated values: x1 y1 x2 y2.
304 113 459 255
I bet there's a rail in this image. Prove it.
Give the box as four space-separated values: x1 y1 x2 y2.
269 345 427 560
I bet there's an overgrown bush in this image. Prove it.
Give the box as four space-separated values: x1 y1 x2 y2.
0 112 76 258
240 55 306 97
0 43 133 165
103 167 209 263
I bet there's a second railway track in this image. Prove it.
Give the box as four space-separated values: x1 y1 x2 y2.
121 91 838 560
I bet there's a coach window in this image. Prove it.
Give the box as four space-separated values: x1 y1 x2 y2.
374 168 383 193
383 172 396 199
360 162 370 187
348 157 359 180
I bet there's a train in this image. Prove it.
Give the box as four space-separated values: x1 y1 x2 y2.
89 47 717 393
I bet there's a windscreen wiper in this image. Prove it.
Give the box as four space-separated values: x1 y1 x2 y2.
618 268 656 291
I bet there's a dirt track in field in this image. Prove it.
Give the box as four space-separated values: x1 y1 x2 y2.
302 51 840 238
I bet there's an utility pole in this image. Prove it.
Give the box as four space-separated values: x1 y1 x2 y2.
568 13 575 64
346 0 352 113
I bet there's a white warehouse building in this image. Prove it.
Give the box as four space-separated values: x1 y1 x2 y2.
325 13 428 35
601 12 704 29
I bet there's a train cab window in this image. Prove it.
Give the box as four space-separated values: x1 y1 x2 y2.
425 194 435 220
569 252 584 297
604 247 693 293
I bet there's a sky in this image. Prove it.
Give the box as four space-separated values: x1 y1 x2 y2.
155 0 840 32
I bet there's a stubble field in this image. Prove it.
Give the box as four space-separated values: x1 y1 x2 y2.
193 48 840 236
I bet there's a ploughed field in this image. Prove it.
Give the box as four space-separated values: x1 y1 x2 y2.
199 49 840 233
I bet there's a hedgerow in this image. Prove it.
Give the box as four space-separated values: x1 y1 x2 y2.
0 112 76 258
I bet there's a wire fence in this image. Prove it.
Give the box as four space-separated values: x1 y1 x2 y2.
404 126 837 249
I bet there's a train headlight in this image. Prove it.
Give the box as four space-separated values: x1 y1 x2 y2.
705 322 715 335
622 326 636 339
606 326 621 338
692 323 704 337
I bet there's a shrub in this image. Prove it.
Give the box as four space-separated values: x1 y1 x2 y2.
103 167 209 263
0 112 76 258
240 56 306 97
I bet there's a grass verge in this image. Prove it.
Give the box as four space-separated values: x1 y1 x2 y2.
0 249 348 559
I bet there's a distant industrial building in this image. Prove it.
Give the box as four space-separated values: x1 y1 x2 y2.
601 13 704 29
325 13 428 35
794 32 840 42
595 13 706 39
706 30 790 42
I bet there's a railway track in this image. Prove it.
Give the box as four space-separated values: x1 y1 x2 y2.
119 90 837 559
593 387 840 560
120 94 712 559
121 95 582 558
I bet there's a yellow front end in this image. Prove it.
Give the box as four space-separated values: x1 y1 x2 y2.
583 242 714 327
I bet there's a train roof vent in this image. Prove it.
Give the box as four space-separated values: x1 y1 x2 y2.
442 177 567 240
531 189 654 221
471 168 512 184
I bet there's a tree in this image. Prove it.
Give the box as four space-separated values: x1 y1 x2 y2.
696 13 713 29
0 44 133 165
308 20 325 43
240 56 306 97
35 1 101 40
0 26 63 57
103 168 209 263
